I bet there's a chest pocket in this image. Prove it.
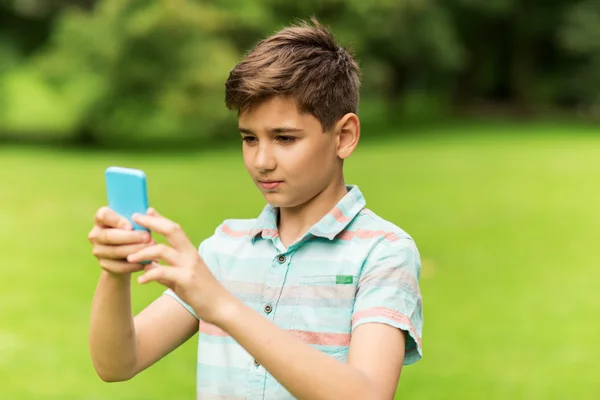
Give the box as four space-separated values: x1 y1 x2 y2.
291 274 359 334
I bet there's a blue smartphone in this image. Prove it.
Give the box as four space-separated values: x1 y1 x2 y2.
105 166 151 264
105 166 150 233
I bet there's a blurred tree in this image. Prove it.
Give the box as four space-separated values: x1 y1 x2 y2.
448 0 575 113
0 0 58 58
255 0 464 119
559 0 600 113
32 0 241 144
29 0 467 142
2 0 599 145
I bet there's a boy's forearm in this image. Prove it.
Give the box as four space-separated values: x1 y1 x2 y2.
89 270 137 382
214 299 379 400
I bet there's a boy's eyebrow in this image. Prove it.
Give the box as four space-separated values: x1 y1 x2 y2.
239 127 303 135
239 127 255 135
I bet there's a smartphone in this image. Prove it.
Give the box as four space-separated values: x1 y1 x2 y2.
105 166 150 232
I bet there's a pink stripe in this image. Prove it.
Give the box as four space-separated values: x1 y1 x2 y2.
336 229 400 242
261 228 279 238
359 268 420 294
352 307 422 348
220 224 252 237
289 330 351 346
330 207 351 223
199 323 350 346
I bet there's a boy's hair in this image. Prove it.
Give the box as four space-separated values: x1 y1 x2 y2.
224 17 361 131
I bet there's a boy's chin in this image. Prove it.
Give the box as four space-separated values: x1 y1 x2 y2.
262 192 296 208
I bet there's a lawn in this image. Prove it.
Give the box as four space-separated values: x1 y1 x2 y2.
1 120 599 399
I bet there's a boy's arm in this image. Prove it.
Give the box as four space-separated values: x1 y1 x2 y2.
218 301 405 400
131 293 199 376
89 271 198 382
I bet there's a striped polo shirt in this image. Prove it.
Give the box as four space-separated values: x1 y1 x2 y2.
165 185 423 399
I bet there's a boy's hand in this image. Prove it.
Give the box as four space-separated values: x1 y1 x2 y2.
127 208 234 324
88 206 154 276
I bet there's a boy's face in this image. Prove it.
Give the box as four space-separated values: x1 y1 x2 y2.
238 96 354 209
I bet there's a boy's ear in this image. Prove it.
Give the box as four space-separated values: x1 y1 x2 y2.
335 113 360 160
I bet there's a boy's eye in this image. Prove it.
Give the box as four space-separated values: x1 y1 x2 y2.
241 136 257 144
276 135 296 143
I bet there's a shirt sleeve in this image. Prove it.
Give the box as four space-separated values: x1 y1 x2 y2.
351 237 423 365
163 230 217 320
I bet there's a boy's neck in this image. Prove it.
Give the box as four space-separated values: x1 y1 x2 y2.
277 177 349 247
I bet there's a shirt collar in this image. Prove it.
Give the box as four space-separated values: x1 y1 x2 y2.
251 185 366 243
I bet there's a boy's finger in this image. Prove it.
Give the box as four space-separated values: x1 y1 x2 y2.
95 207 131 230
144 262 174 289
143 261 161 273
132 214 195 253
137 265 177 285
93 242 152 261
96 228 151 245
127 243 180 266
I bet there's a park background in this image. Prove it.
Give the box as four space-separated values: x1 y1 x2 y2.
1 0 599 399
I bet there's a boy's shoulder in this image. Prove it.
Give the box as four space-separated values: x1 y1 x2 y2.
215 217 259 236
196 217 259 259
348 207 416 245
202 216 266 246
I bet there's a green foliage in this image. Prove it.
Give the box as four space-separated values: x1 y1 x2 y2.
0 67 74 135
1 0 600 143
351 0 464 71
33 0 242 141
559 0 600 109
0 36 21 74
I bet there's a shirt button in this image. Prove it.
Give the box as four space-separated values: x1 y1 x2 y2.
254 359 260 367
277 254 286 264
264 304 272 314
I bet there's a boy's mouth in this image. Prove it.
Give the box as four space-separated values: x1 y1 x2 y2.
259 180 283 190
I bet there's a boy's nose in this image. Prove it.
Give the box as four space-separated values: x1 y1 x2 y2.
254 144 277 172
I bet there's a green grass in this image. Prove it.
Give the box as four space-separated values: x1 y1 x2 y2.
1 121 599 399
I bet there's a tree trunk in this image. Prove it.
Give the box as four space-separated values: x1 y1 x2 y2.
510 0 537 115
73 125 98 147
386 62 411 117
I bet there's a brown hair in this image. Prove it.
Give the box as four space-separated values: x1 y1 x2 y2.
224 17 361 131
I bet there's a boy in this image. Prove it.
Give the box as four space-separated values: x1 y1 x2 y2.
88 17 423 400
